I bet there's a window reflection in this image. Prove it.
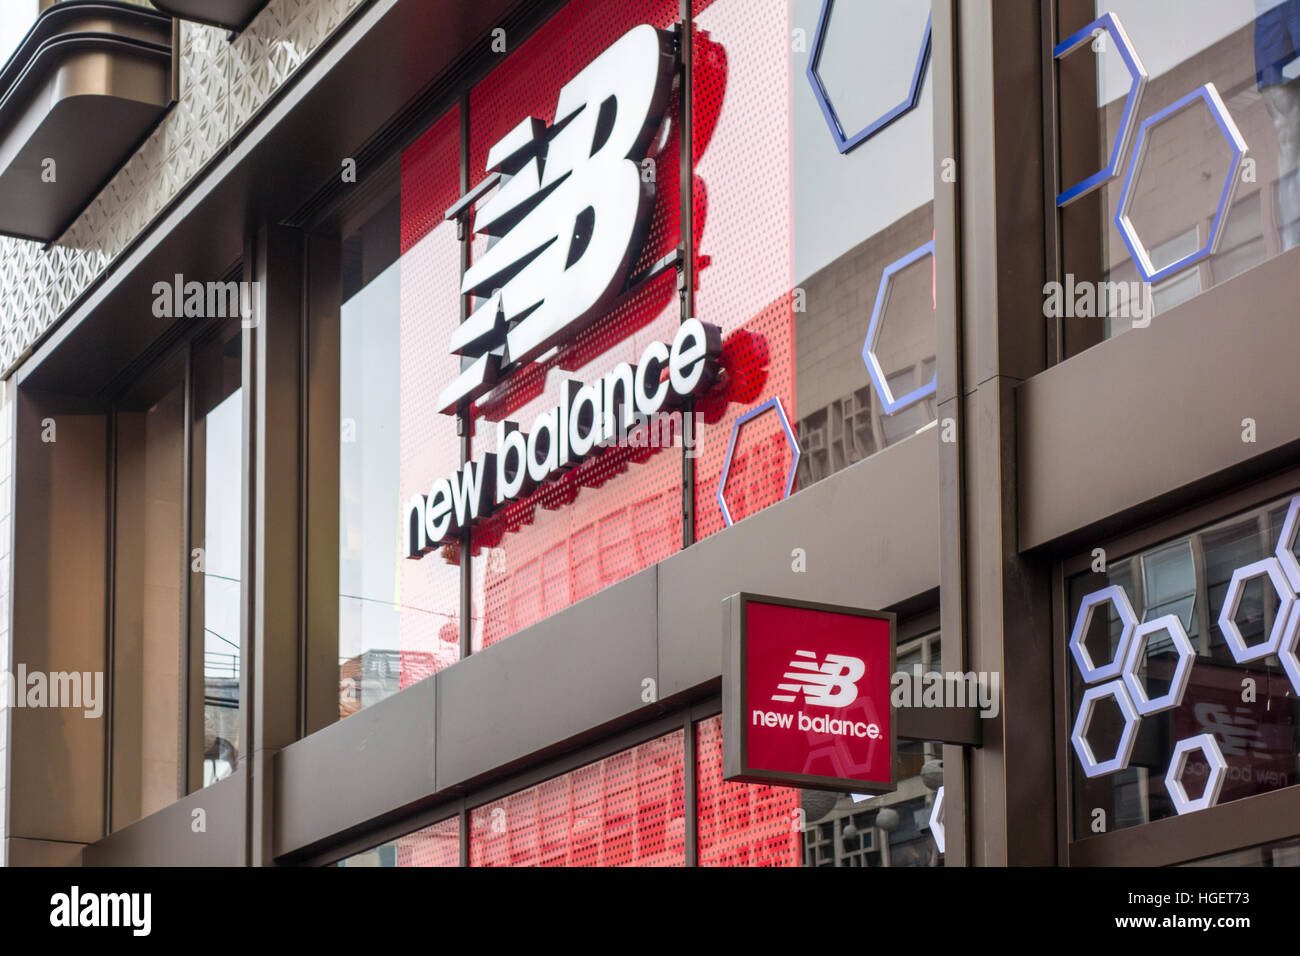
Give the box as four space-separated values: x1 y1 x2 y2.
337 154 463 717
1062 0 1300 349
191 327 243 788
793 0 936 487
1068 492 1300 836
802 632 945 867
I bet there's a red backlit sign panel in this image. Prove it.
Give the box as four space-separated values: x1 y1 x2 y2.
723 594 895 794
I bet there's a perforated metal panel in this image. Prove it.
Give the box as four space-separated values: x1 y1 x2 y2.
395 816 461 867
339 815 461 867
695 715 801 867
469 729 687 867
395 0 805 650
396 106 464 689
691 0 798 538
463 0 685 649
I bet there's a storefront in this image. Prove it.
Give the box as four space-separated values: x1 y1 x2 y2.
0 0 1298 869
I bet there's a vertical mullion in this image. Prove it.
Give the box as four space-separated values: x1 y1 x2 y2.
103 401 117 835
459 92 473 662
679 0 695 550
683 709 696 866
459 799 470 867
179 340 194 795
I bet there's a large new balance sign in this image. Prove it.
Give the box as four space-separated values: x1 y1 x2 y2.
404 24 722 558
723 594 896 794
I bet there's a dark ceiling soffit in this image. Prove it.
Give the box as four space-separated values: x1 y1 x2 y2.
0 3 176 243
149 0 268 32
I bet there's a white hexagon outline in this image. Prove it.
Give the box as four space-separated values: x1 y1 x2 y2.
1164 733 1227 815
1278 600 1300 695
1121 614 1195 716
1068 584 1138 684
1070 679 1140 778
928 785 945 854
1053 12 1148 207
1275 495 1300 593
1216 556 1296 663
1113 83 1248 284
862 239 936 415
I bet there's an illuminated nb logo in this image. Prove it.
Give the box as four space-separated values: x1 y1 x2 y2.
436 24 677 415
772 651 865 708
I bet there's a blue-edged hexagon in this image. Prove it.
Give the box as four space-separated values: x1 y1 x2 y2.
1164 733 1227 815
1279 601 1300 696
1217 556 1295 663
1054 12 1147 206
862 239 936 415
1068 584 1137 684
1275 495 1300 592
716 397 799 528
1114 83 1248 283
806 0 931 154
1071 679 1140 778
1121 614 1194 716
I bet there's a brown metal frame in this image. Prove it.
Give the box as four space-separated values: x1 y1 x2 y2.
1053 463 1300 866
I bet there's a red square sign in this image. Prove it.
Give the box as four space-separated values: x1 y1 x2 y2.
723 594 895 794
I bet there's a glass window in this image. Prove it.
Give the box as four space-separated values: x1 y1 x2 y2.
788 0 936 490
695 705 947 867
1066 490 1300 838
464 0 684 650
1058 0 1300 353
190 326 244 790
337 817 460 867
469 730 687 867
695 0 937 535
110 319 245 830
355 0 946 656
338 108 463 717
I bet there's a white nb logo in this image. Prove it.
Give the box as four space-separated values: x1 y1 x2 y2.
437 24 677 415
772 651 866 708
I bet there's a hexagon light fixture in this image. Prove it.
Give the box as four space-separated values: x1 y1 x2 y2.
862 239 937 415
1277 601 1300 695
928 786 945 854
1068 584 1138 684
1054 12 1148 207
1275 495 1300 593
1071 680 1141 778
1114 83 1248 283
1216 556 1296 663
1121 614 1195 716
807 0 932 154
716 397 799 528
1164 733 1227 815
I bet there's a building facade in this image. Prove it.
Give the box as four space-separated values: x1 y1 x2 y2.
1 0 1299 867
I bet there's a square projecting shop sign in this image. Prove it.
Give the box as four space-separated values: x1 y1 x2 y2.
723 593 896 794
